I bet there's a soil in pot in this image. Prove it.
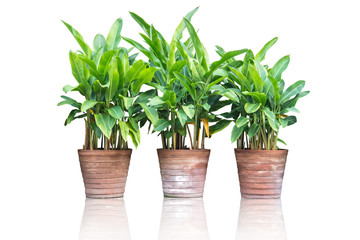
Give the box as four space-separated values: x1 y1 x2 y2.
157 149 210 198
78 149 132 198
235 149 288 199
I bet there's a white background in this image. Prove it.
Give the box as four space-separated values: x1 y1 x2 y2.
1 0 359 239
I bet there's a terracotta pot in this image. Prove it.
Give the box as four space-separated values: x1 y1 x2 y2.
78 150 132 198
157 149 210 198
235 149 288 199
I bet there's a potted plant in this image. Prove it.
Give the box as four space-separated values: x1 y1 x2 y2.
58 19 156 198
218 38 309 198
124 8 247 197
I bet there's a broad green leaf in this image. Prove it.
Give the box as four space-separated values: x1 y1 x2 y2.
78 55 102 80
162 90 176 106
154 119 171 132
248 65 263 93
132 67 157 94
255 37 278 62
284 115 297 126
69 51 86 83
176 110 188 126
106 18 123 50
245 103 261 114
93 34 105 51
263 107 279 131
98 50 117 75
125 60 145 84
57 96 81 108
280 80 305 104
270 55 290 81
182 105 195 119
81 100 98 112
120 96 134 109
242 91 267 106
148 96 165 106
228 66 251 91
122 36 159 65
62 20 92 57
118 121 129 141
235 116 249 128
105 58 120 103
200 103 211 111
64 109 81 126
173 72 196 99
277 138 287 145
169 60 186 77
269 75 280 102
231 125 245 143
139 103 159 124
241 50 254 76
255 60 267 81
209 119 231 135
107 106 124 119
248 124 260 138
94 113 116 138
128 130 139 148
62 85 76 93
73 81 92 99
129 12 151 36
206 76 226 92
221 89 239 103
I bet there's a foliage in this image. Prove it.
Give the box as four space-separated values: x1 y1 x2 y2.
216 38 309 150
58 19 156 150
124 8 247 149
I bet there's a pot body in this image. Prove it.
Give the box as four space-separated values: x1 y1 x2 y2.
157 149 210 198
235 149 288 199
78 150 132 198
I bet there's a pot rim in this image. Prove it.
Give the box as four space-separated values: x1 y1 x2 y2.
78 149 133 152
157 148 210 152
234 148 288 152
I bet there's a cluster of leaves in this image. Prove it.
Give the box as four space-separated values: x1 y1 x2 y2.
216 37 309 150
58 19 156 150
124 7 247 150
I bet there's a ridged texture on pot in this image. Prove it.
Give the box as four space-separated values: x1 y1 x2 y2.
157 149 210 198
78 150 132 198
235 149 288 199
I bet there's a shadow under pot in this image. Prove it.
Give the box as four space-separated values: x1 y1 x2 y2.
78 150 132 198
157 149 210 198
235 149 288 199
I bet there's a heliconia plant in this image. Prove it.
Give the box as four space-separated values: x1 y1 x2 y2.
58 18 157 150
123 7 248 150
216 37 309 150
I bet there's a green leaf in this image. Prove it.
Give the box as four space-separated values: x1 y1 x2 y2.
148 96 165 106
248 65 263 93
269 75 280 102
248 124 260 138
173 72 196 99
242 91 267 106
57 96 81 108
154 119 171 132
209 119 231 135
221 89 239 103
277 138 287 145
228 66 251 91
94 113 116 139
280 80 305 104
78 55 102 81
129 12 151 36
254 60 267 81
284 115 297 126
200 103 211 111
231 125 245 143
132 67 157 94
169 60 187 77
69 51 86 83
64 109 81 126
162 90 176 106
120 96 134 110
125 60 145 84
98 50 117 75
81 100 98 112
139 103 159 124
107 106 124 119
93 34 105 51
106 18 123 51
255 37 278 62
176 110 188 126
235 116 249 128
119 121 129 141
241 50 254 76
62 20 92 57
105 58 119 103
182 105 195 119
62 85 76 93
270 55 290 81
263 107 279 131
245 103 261 114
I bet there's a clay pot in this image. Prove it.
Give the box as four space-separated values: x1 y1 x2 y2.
157 149 210 198
78 150 132 198
235 149 288 199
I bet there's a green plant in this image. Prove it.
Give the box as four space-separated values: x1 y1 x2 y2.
124 8 247 150
217 38 309 150
58 19 156 150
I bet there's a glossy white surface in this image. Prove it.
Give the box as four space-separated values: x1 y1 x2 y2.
1 0 360 239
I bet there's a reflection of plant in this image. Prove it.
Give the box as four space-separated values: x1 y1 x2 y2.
217 38 309 150
124 8 247 150
58 19 156 150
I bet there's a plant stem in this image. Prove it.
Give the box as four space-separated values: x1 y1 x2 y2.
201 125 205 149
186 125 193 150
171 110 176 149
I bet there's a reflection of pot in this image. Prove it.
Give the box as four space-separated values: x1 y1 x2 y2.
236 199 287 240
79 199 131 240
157 149 210 198
158 198 209 240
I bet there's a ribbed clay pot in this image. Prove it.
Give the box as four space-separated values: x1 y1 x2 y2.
78 150 132 198
235 149 288 199
157 149 210 198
